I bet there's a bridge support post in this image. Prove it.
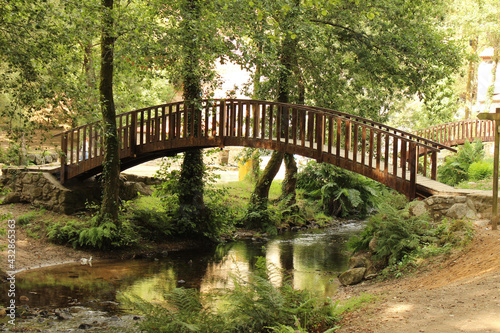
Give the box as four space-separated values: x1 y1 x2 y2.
492 109 500 230
130 111 137 157
478 108 500 230
60 133 67 184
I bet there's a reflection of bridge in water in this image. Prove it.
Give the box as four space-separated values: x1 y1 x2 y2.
55 99 459 199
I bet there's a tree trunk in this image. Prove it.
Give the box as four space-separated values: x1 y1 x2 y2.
98 0 120 225
464 37 478 119
281 153 297 205
178 0 206 224
249 150 284 209
486 47 499 109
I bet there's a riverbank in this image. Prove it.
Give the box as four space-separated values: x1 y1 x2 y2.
336 226 500 332
0 203 215 274
2 202 500 332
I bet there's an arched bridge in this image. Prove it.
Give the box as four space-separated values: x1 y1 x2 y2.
414 119 495 147
55 99 456 199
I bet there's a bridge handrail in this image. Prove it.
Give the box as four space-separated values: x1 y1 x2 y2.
56 99 444 199
55 99 444 152
413 118 495 148
304 104 457 153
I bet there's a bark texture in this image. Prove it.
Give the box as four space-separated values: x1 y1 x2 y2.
178 0 206 225
98 0 120 225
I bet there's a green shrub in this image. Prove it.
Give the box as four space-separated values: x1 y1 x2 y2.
48 217 137 249
153 154 237 241
348 202 475 273
468 160 493 181
297 161 380 218
438 139 485 186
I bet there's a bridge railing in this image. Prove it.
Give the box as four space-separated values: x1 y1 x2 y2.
57 99 444 198
413 119 495 147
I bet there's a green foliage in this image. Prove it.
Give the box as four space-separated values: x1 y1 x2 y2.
17 209 44 227
129 196 174 242
438 140 485 186
296 161 380 218
131 257 340 333
0 145 20 165
468 160 493 181
348 202 475 275
47 216 137 250
153 152 237 241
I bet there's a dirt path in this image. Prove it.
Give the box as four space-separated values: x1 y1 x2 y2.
337 227 500 333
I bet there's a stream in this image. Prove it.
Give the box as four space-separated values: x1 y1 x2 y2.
0 220 364 332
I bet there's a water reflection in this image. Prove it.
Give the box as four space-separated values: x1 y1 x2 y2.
1 221 363 312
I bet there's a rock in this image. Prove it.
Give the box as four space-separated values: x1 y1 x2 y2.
55 309 73 320
409 201 428 217
446 203 474 219
339 267 366 286
78 323 93 329
369 237 377 252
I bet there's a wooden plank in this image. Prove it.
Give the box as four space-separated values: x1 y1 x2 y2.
345 120 351 160
328 116 333 154
336 118 341 162
284 106 289 145
376 131 381 171
368 128 374 169
353 123 358 166
292 107 298 146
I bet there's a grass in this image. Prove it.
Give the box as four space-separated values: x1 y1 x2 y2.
456 176 495 191
215 178 283 217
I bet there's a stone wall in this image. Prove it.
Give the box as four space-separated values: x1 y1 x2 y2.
410 192 496 222
0 168 154 214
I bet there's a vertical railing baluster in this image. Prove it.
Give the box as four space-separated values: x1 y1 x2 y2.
352 123 359 166
60 133 67 183
336 118 341 161
376 131 381 171
409 142 417 200
369 128 374 170
345 120 351 160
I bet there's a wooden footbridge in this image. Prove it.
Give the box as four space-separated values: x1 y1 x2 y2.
55 99 458 199
414 118 495 147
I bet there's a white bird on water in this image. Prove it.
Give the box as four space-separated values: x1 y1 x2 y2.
80 256 93 266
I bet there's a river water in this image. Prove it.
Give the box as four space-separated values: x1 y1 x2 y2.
1 221 364 326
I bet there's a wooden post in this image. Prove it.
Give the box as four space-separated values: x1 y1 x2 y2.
60 133 67 184
130 111 137 157
478 109 500 230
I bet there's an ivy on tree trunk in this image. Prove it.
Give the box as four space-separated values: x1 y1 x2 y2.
98 0 120 225
177 0 206 226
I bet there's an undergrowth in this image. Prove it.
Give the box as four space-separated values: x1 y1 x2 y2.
348 202 475 279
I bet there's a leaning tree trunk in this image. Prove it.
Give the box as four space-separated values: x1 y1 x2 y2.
98 0 120 225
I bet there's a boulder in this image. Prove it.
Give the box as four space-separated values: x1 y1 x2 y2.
409 201 428 217
339 267 366 286
446 203 476 220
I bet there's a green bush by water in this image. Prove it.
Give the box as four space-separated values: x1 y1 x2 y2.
348 202 474 276
296 161 380 218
